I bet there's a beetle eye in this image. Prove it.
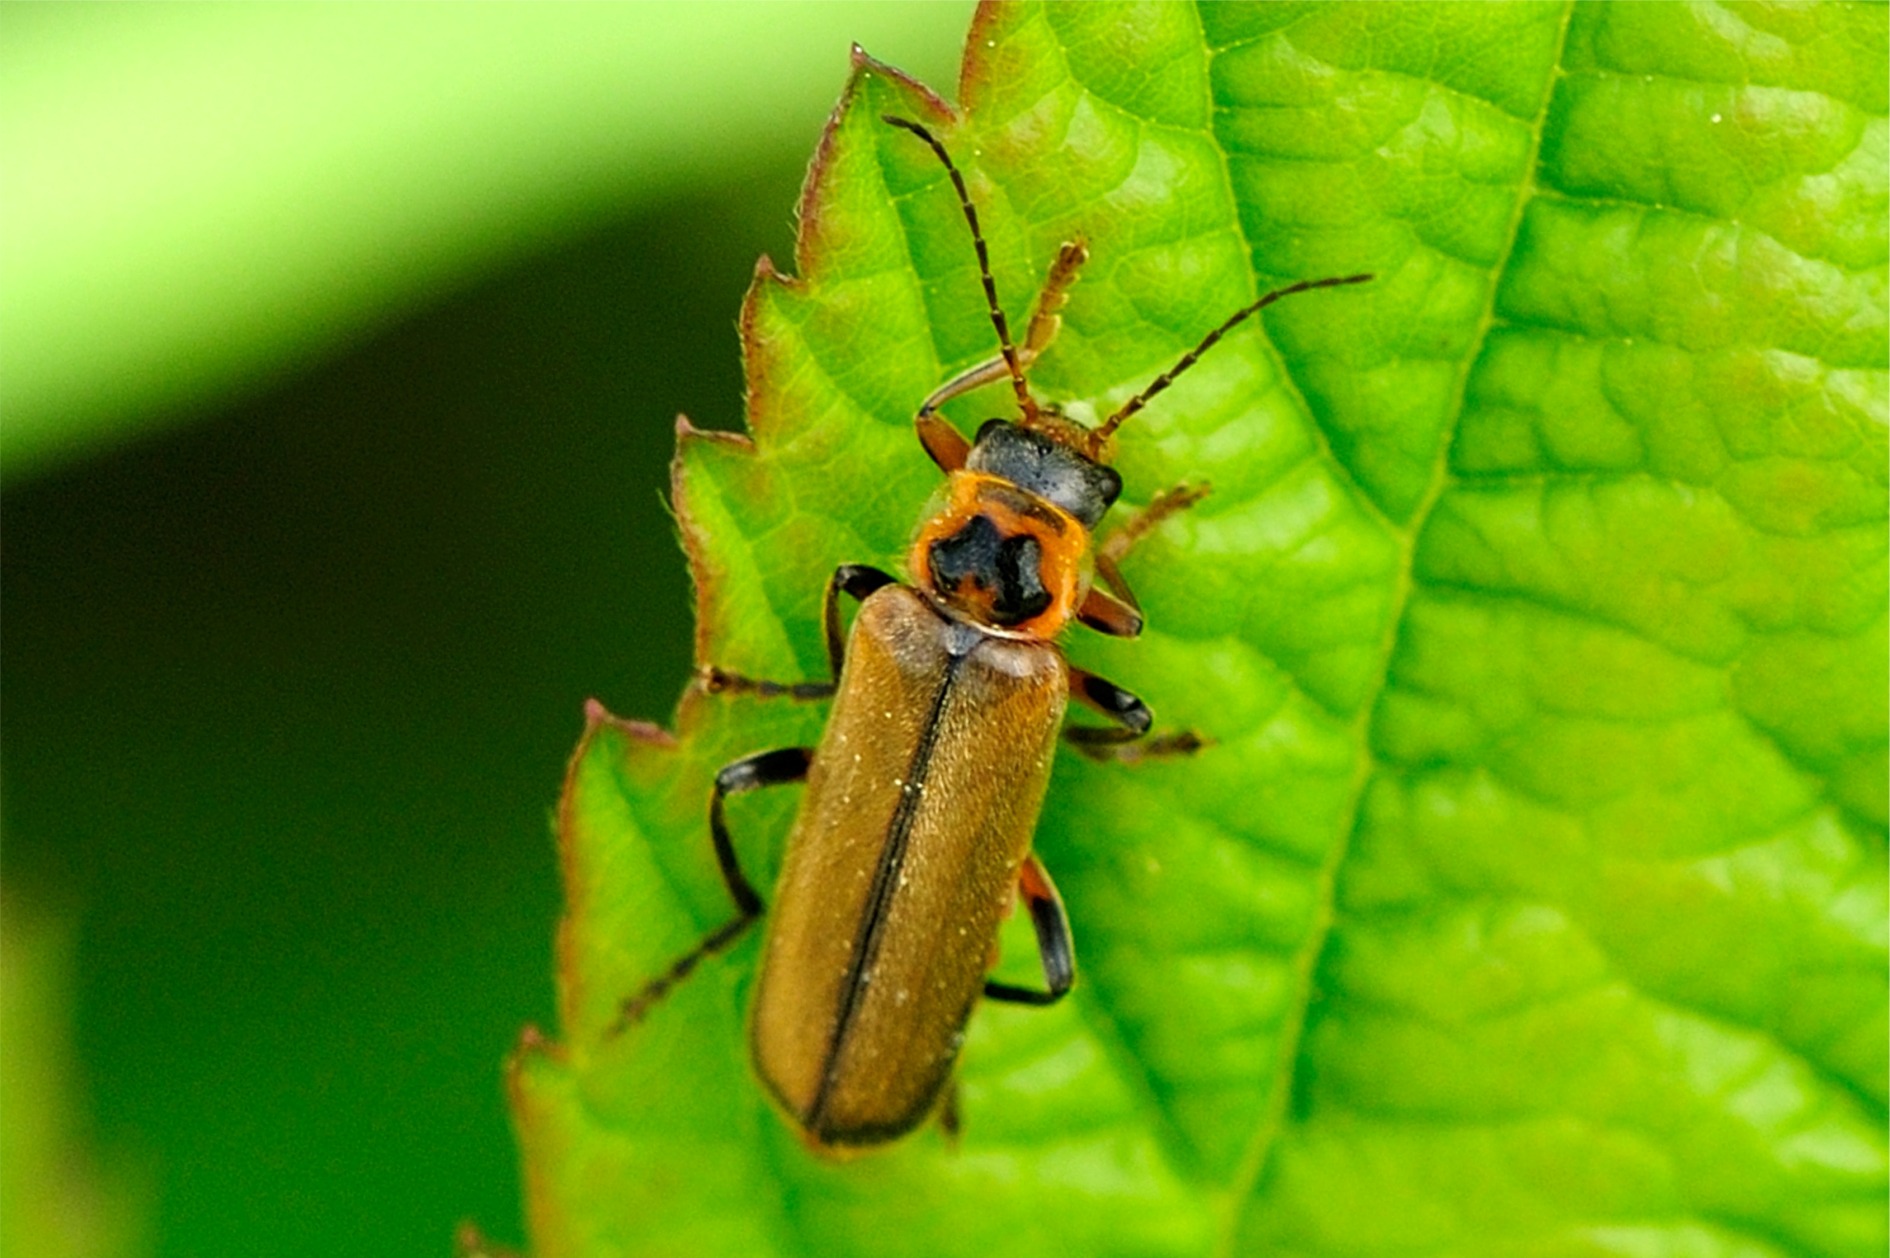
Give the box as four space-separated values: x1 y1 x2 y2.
1095 465 1122 507
975 418 1008 445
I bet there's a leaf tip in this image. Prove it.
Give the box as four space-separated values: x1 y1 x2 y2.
579 698 676 748
673 412 753 453
507 1023 565 1082
794 43 957 278
959 1 1009 108
747 252 797 300
453 1221 522 1258
666 431 749 676
846 45 956 121
559 704 680 937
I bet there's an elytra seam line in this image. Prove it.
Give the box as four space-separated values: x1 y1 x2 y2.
805 652 963 1135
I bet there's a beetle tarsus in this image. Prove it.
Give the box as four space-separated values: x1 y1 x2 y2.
1100 482 1213 568
1065 727 1206 764
700 665 836 701
908 239 1092 443
937 1079 964 1147
610 911 757 1036
696 564 895 704
608 746 812 1037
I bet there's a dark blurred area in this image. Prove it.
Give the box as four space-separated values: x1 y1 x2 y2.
2 160 805 1255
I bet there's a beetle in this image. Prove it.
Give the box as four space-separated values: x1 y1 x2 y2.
610 113 1369 1153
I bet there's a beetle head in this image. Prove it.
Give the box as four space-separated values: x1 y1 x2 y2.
965 419 1120 530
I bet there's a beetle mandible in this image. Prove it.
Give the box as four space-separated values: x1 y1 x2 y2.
611 114 1370 1153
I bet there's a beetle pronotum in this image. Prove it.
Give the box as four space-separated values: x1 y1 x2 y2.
612 114 1368 1153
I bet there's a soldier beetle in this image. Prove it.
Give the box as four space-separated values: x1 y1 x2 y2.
611 114 1369 1152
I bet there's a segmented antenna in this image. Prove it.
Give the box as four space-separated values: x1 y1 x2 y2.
882 115 1034 420
1088 273 1374 457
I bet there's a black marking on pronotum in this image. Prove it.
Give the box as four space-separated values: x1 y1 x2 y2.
927 513 1053 626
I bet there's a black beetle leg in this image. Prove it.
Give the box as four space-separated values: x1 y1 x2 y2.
1063 666 1149 752
1065 727 1206 763
1068 667 1152 735
608 747 812 1035
983 855 1074 1007
1063 667 1204 763
820 564 896 679
937 1077 963 1148
700 563 896 698
698 670 838 701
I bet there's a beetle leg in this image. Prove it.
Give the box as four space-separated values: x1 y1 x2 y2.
698 670 835 700
1063 667 1204 763
821 564 897 680
1068 666 1152 735
1023 241 1089 359
1075 586 1143 638
700 564 897 698
937 1078 963 1147
1088 482 1213 614
913 240 1091 470
1100 481 1211 568
608 747 811 1035
1066 727 1205 763
983 855 1074 1006
916 411 973 473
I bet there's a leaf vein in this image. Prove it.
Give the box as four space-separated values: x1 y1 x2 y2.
1214 2 1582 1250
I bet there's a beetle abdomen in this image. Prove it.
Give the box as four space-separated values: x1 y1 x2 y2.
748 584 1067 1148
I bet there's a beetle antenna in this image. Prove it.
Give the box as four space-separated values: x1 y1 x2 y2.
1088 273 1373 456
883 115 1034 420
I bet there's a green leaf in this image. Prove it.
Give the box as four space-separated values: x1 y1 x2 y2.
511 3 1888 1254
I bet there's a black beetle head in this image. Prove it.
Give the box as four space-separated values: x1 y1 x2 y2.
963 420 1121 530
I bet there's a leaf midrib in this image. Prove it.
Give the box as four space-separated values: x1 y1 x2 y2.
1193 3 1582 1247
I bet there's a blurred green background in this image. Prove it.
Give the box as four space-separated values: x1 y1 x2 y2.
0 5 971 1255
